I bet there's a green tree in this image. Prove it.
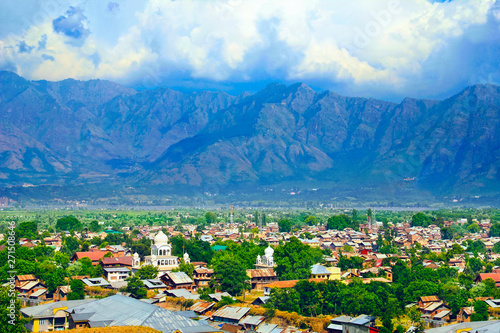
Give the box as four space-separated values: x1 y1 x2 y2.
91 265 105 278
468 257 483 274
490 223 500 237
304 216 318 226
173 260 195 279
0 286 30 332
56 216 83 231
278 219 293 232
471 301 488 321
211 252 250 296
126 275 147 299
467 223 481 233
137 265 159 279
15 221 38 240
67 279 85 300
327 214 357 231
274 237 323 280
89 220 101 233
411 212 434 227
205 212 217 224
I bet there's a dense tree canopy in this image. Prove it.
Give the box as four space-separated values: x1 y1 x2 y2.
56 216 83 231
411 213 434 227
274 237 323 280
211 252 250 296
326 214 358 231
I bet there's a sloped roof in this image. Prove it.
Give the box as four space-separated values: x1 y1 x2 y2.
16 274 36 281
212 306 250 321
163 272 194 285
263 278 324 289
101 256 133 266
311 264 331 275
190 301 215 314
239 315 265 326
247 268 276 278
74 250 110 262
21 299 95 318
419 296 440 303
66 294 218 333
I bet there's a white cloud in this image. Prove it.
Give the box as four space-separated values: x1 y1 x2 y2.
0 0 498 100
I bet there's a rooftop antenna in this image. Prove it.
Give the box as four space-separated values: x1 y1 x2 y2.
230 205 233 224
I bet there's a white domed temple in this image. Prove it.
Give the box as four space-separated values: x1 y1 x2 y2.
255 245 275 268
143 230 179 272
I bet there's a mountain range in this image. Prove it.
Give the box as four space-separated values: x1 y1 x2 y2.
1 71 499 203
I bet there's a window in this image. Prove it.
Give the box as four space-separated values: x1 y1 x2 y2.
39 319 46 325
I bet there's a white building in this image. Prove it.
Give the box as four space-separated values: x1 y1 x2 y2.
255 245 275 268
143 230 179 272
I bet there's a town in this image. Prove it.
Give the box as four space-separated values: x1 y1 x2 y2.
1 208 500 333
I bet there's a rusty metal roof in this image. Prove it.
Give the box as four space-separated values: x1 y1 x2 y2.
247 268 276 278
190 301 215 313
212 306 250 321
419 296 440 302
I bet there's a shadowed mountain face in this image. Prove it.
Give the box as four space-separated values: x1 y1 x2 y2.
0 71 499 197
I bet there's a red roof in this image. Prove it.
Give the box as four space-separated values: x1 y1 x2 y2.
100 256 133 266
478 273 500 282
73 250 110 264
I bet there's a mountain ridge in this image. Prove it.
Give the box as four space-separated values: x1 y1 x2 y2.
0 71 499 200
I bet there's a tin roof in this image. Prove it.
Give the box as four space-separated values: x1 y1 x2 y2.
190 301 215 314
212 306 250 321
239 315 265 326
247 268 276 278
65 294 219 333
164 272 194 285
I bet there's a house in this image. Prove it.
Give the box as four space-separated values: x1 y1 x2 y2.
65 294 220 332
211 305 250 324
81 277 111 288
262 279 324 296
239 315 265 330
417 296 441 309
247 268 278 290
329 315 379 333
252 296 270 306
190 301 216 315
165 288 200 300
310 264 332 280
142 279 168 291
21 299 95 332
100 256 133 268
193 267 214 289
208 292 234 302
476 272 500 287
53 285 71 301
103 267 131 282
72 250 111 265
457 307 474 322
160 271 194 290
18 281 47 298
15 275 38 288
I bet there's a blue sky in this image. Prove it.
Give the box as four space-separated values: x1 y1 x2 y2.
0 0 499 102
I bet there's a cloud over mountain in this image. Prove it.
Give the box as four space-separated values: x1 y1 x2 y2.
0 0 498 101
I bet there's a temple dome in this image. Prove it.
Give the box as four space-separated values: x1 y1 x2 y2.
154 230 169 246
265 245 274 256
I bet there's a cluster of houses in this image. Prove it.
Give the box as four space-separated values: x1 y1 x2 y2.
9 215 500 332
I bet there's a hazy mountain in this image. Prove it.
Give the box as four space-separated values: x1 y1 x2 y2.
1 71 499 199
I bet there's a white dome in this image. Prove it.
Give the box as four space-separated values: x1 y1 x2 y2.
133 252 139 258
265 246 274 256
184 252 190 259
154 230 169 245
